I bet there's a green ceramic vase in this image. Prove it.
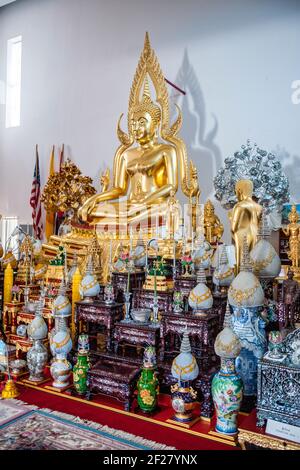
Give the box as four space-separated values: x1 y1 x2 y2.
73 352 89 395
137 367 159 413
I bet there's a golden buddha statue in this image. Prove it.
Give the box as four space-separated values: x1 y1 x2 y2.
204 199 223 244
230 179 262 273
78 33 199 232
282 205 300 271
43 34 199 282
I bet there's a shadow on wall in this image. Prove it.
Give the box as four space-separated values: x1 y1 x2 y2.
274 145 300 204
171 49 223 202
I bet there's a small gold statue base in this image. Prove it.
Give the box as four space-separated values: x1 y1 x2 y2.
1 379 20 399
166 415 201 429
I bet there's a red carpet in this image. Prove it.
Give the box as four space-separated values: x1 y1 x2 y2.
15 384 239 450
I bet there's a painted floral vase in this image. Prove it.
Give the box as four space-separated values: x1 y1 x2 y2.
137 367 159 413
50 329 73 389
211 357 243 435
170 381 198 423
73 352 89 395
27 339 48 382
50 354 72 389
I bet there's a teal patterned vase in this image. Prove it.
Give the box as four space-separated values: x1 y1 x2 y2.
211 357 243 435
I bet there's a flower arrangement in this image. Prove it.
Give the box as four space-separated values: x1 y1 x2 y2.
120 251 130 263
11 285 22 302
47 286 58 298
182 256 192 265
11 285 21 294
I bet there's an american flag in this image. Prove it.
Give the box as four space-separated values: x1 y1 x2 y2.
30 145 43 240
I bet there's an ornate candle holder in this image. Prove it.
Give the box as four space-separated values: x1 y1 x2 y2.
264 330 286 362
173 291 184 314
152 295 159 324
122 291 132 323
23 286 30 312
104 283 115 304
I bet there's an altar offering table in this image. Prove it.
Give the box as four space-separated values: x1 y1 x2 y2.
114 321 160 356
76 300 124 352
87 354 141 411
159 311 219 369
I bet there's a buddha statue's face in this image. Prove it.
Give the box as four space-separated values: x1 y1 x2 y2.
131 111 156 145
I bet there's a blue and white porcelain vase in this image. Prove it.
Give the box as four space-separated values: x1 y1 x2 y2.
212 304 243 435
228 237 266 396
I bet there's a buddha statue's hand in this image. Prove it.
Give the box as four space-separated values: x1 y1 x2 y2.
78 195 98 222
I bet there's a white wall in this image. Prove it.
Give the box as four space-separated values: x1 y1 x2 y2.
0 0 300 241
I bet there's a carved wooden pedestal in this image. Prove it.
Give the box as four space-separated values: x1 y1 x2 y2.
174 276 197 309
160 311 219 369
158 310 219 418
3 302 23 334
88 353 141 411
76 300 124 352
112 271 146 303
114 321 160 357
132 288 173 314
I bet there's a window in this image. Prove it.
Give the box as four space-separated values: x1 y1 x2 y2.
5 35 22 128
0 216 19 257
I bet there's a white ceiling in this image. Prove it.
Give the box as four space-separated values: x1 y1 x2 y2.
0 0 17 7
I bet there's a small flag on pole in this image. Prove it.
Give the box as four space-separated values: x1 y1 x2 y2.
30 145 43 240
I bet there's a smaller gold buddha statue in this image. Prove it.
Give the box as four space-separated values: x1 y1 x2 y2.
283 205 300 271
230 179 262 273
204 199 223 244
166 189 181 239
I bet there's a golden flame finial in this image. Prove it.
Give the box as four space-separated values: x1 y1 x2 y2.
144 32 151 56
